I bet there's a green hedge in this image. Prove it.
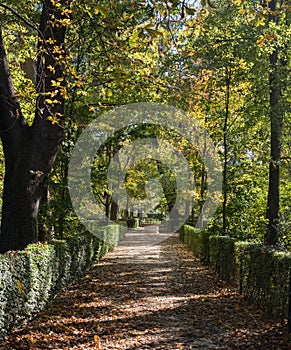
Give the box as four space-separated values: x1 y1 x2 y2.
0 226 124 338
209 235 238 284
126 218 140 228
179 224 210 261
179 225 291 323
236 242 291 321
178 224 185 241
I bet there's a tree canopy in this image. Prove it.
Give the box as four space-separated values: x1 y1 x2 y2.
0 0 290 252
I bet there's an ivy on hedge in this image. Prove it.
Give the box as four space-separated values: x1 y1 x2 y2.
0 225 123 338
179 224 291 323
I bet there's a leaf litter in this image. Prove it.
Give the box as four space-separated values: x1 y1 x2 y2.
1 228 290 349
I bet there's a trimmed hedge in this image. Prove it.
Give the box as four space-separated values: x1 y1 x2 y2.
126 218 139 228
178 224 210 261
0 226 124 338
179 225 291 323
209 235 238 284
236 242 291 321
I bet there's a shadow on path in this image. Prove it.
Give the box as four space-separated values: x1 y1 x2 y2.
1 226 290 349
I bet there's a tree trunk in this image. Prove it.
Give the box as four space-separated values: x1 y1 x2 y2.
198 129 208 229
0 148 45 251
222 68 230 234
265 0 283 245
110 200 119 221
38 182 50 242
0 27 38 252
0 0 69 252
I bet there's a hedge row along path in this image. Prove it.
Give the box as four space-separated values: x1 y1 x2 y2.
1 226 290 349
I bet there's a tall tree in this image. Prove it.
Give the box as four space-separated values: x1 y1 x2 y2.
265 0 288 245
0 0 70 252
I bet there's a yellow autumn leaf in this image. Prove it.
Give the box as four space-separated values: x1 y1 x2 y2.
47 65 55 73
58 18 71 26
16 280 23 295
62 8 72 16
45 99 60 105
51 80 61 87
47 116 60 125
94 335 102 349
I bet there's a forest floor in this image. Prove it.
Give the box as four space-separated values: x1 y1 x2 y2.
1 226 290 350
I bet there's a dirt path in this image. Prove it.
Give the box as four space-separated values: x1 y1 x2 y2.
1 227 289 349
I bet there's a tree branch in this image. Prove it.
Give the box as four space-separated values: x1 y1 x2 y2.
0 3 44 40
0 26 27 142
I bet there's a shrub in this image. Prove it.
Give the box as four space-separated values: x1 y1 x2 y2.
179 224 210 261
0 226 123 338
209 235 238 284
126 218 139 228
24 244 56 315
235 241 291 321
179 224 291 323
51 239 72 292
178 225 185 241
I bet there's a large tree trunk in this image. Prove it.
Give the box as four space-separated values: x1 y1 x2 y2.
1 148 41 251
265 0 284 246
265 46 281 245
0 27 37 251
0 0 69 253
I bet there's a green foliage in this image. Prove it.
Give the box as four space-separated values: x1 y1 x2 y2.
236 242 291 321
180 223 291 322
0 0 290 248
209 235 238 283
0 252 28 332
0 0 290 337
50 239 72 291
0 227 123 338
126 218 140 228
180 224 210 261
24 244 56 313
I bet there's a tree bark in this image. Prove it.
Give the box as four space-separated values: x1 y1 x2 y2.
265 0 283 246
0 0 69 252
110 200 119 221
0 27 36 252
198 130 208 229
222 68 230 234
